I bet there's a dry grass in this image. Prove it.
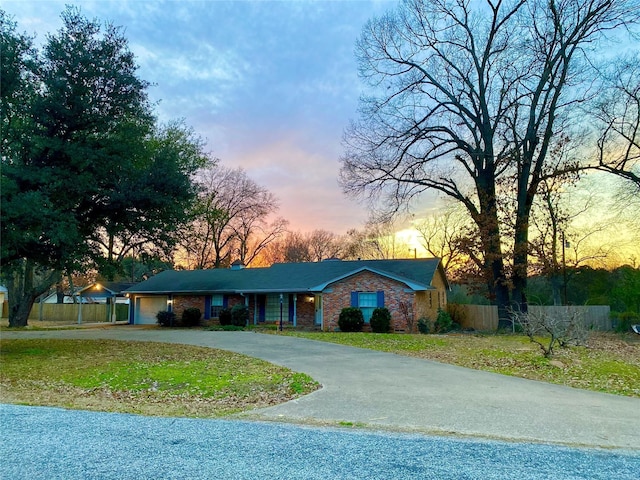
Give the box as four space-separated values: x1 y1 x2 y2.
0 339 319 417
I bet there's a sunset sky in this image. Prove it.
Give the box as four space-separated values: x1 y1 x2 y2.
5 1 638 266
4 0 398 234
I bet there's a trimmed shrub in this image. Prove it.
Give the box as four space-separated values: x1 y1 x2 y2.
218 308 232 326
156 310 177 327
370 307 391 333
338 307 364 332
231 304 249 327
181 307 201 327
417 317 431 334
434 308 457 333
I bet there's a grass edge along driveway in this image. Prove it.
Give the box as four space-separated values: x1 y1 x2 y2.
0 338 319 417
278 331 640 398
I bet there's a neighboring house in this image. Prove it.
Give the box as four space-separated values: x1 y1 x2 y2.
41 282 136 304
0 285 8 319
124 259 449 332
79 282 137 305
41 287 87 304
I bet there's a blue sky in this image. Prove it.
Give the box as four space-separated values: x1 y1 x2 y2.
4 0 397 234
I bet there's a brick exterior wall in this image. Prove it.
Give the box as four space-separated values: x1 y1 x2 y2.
164 264 448 332
173 294 246 326
172 295 205 322
295 296 316 328
322 271 416 332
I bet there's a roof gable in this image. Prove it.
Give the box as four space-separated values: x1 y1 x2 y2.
309 266 430 292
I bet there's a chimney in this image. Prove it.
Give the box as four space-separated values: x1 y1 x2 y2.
230 260 245 270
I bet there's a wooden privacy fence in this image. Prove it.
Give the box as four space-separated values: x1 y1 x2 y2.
28 303 129 323
448 304 612 331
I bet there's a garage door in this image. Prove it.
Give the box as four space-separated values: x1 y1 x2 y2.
136 296 168 324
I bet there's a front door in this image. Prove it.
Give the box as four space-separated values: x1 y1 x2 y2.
257 294 266 323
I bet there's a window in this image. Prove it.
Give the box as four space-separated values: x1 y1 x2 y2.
351 291 384 323
210 294 224 318
265 294 285 322
358 292 377 323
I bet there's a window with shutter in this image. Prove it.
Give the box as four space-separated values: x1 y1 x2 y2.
210 294 225 318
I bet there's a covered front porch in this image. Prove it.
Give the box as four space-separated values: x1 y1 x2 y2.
244 292 320 328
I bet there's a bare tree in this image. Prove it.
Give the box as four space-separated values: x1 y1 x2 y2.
307 230 343 262
179 165 283 269
281 232 313 263
256 229 344 265
529 176 616 304
413 202 474 274
340 217 411 260
235 216 288 267
514 308 588 358
594 55 640 190
341 0 638 326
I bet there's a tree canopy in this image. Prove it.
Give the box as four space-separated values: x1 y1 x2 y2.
0 8 207 326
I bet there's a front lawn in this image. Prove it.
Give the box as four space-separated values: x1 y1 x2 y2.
0 339 319 417
280 331 640 397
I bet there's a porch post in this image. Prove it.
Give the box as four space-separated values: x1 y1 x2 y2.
293 294 297 327
111 295 117 323
253 294 258 325
77 293 83 324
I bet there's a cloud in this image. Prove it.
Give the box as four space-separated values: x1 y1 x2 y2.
4 0 392 235
220 131 367 234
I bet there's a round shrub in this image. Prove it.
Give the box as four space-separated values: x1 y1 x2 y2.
181 307 201 327
231 304 249 327
218 308 232 326
156 310 177 327
417 317 431 334
434 308 458 333
370 307 391 333
338 307 364 332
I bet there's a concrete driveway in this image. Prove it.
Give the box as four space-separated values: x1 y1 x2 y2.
3 326 639 449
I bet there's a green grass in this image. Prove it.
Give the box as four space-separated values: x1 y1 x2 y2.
280 331 640 397
0 339 319 417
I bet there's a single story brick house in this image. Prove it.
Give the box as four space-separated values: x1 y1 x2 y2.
123 258 449 332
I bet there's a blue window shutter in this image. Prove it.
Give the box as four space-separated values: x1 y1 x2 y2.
204 296 211 319
377 290 385 307
288 294 294 322
223 295 228 308
350 291 358 307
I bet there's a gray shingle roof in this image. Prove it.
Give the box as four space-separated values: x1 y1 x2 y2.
124 258 445 294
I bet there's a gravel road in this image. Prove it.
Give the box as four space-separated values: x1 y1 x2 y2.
2 404 639 480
